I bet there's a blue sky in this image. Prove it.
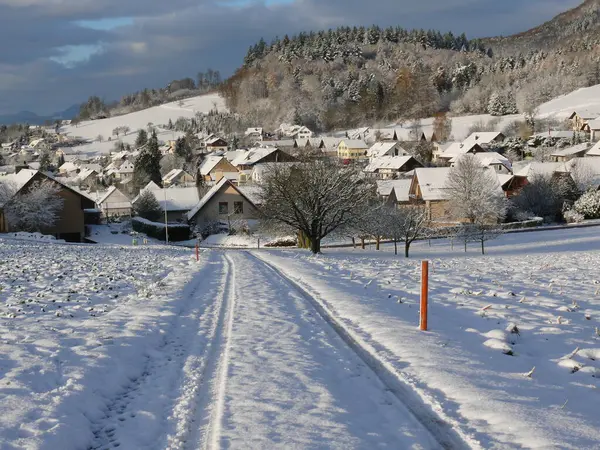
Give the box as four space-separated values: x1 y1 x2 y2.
0 0 583 115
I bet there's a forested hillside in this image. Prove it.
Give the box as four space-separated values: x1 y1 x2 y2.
220 0 600 132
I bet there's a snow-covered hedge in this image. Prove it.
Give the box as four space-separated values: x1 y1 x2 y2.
563 209 585 224
131 217 190 242
500 217 544 230
573 190 600 219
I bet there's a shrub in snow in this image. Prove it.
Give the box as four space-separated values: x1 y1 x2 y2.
563 208 585 224
132 217 190 242
3 180 64 232
573 190 600 219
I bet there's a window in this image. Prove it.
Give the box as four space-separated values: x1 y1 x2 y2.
219 202 228 214
234 201 244 214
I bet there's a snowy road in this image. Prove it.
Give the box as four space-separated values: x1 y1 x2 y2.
86 250 447 449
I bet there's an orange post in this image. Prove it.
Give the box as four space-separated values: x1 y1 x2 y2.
195 242 199 261
420 260 429 331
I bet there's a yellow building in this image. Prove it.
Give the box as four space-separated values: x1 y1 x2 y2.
337 139 368 160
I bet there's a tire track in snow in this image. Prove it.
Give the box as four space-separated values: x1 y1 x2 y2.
247 251 476 450
167 252 235 450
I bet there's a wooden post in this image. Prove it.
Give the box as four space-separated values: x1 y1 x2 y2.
257 237 260 249
420 260 429 331
195 242 199 261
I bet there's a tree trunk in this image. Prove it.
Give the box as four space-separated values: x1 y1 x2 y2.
376 236 380 251
481 239 485 255
310 238 321 254
464 241 467 253
394 238 397 255
361 237 365 249
405 241 410 258
352 237 356 249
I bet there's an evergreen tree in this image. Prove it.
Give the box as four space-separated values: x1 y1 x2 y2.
133 130 163 191
135 129 148 149
133 190 162 221
38 151 52 172
57 153 65 168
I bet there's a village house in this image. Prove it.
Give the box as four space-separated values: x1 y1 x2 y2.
363 156 423 179
134 183 201 222
277 124 313 140
244 127 264 141
376 179 413 206
569 110 600 132
450 152 512 174
187 178 260 232
337 140 369 161
409 167 452 221
231 147 296 171
346 127 370 140
461 132 505 148
96 186 132 218
199 155 240 183
367 142 409 160
0 169 96 242
550 143 590 162
205 136 229 153
437 142 485 165
162 169 195 187
586 140 600 157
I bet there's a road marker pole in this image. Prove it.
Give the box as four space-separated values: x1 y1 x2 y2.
420 260 429 331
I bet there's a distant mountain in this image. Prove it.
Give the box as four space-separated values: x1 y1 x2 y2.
0 104 80 126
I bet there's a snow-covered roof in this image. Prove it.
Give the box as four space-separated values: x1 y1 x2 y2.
450 152 512 170
585 140 600 156
531 131 580 140
414 167 452 201
367 142 407 158
497 174 514 188
97 186 117 205
261 139 295 148
237 184 262 205
339 139 368 149
163 169 192 184
205 136 227 145
550 143 590 158
199 155 225 175
59 162 79 172
245 127 263 135
569 108 600 120
440 141 482 158
346 127 370 139
231 147 279 167
136 186 200 212
364 156 416 172
320 137 342 149
564 157 600 175
377 179 412 201
462 132 504 147
512 161 567 178
585 120 600 130
0 168 37 192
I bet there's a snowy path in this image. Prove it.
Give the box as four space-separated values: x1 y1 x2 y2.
214 251 443 449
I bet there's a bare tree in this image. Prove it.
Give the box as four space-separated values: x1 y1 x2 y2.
387 205 429 257
445 155 507 254
3 180 64 233
568 159 596 193
259 160 376 253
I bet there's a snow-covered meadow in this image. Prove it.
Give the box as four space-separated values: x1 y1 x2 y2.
60 93 226 157
257 227 600 449
0 239 201 449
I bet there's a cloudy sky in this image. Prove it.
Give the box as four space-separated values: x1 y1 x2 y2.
0 0 581 115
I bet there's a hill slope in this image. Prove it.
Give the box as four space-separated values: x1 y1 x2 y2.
219 0 600 132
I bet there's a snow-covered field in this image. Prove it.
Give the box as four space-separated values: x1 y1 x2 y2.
60 93 226 157
0 239 202 449
257 227 600 449
3 227 600 449
537 84 600 119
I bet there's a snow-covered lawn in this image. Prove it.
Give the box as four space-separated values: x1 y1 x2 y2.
256 227 600 449
537 84 600 119
0 239 202 448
